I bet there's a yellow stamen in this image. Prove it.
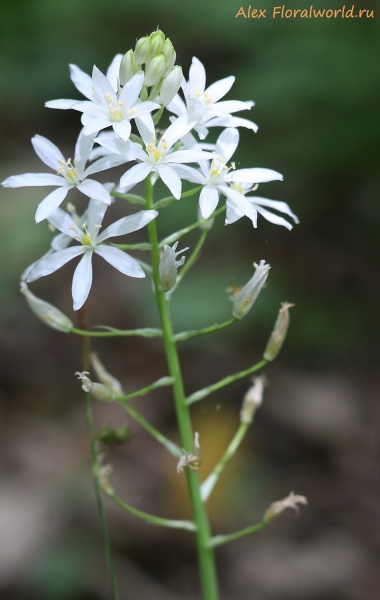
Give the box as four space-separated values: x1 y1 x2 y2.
127 108 136 115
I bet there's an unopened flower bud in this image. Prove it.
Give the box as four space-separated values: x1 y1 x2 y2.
21 283 73 332
75 372 116 402
240 375 266 424
134 36 151 65
162 39 176 74
232 260 270 319
264 302 294 361
159 242 188 291
159 66 183 106
144 55 166 87
119 49 140 85
90 352 124 395
263 491 308 523
149 30 165 58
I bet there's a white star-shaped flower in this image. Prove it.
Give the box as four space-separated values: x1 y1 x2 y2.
167 57 258 139
26 200 158 310
96 116 215 199
176 128 283 225
1 130 126 222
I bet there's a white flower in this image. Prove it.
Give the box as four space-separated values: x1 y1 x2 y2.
167 57 258 139
26 200 158 310
71 68 160 141
97 115 214 199
177 128 283 224
159 242 188 291
1 130 125 222
45 54 124 110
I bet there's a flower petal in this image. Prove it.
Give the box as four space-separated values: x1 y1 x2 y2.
84 154 130 177
204 76 235 104
158 164 182 199
161 115 197 150
97 209 158 242
254 205 294 229
27 246 83 282
72 101 106 117
70 64 95 100
86 198 109 238
92 66 117 108
48 208 83 239
74 129 94 177
31 135 65 171
249 197 299 223
199 186 219 218
2 173 65 188
166 94 187 117
171 164 206 185
82 118 111 136
45 99 78 110
106 54 123 91
35 187 70 222
77 179 111 204
225 200 244 224
215 128 239 162
120 162 152 188
207 115 258 133
129 101 160 120
119 71 144 109
168 149 215 164
189 57 206 96
135 113 155 145
94 245 145 278
112 120 132 141
72 251 93 310
222 185 258 227
211 100 252 115
226 168 283 184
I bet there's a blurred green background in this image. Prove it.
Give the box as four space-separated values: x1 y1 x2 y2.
0 1 379 599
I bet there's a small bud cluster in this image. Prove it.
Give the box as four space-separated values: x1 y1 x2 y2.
120 30 182 106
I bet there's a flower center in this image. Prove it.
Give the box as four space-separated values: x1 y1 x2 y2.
194 85 213 105
208 159 235 184
105 92 123 121
57 158 80 184
146 135 166 164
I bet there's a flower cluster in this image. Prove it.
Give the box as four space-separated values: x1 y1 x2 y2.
2 30 298 312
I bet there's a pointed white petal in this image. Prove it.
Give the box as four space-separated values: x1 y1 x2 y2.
2 173 65 188
74 129 94 176
249 197 299 223
167 149 215 164
51 233 72 251
166 94 187 117
72 251 93 310
86 198 109 237
27 246 84 282
222 186 257 227
23 135 66 181
45 99 78 110
215 128 239 162
170 164 206 185
35 187 70 222
189 57 206 96
21 250 53 282
70 64 95 100
48 208 83 238
84 154 130 177
199 186 219 218
225 200 244 224
92 66 117 107
81 113 92 126
226 168 283 184
72 100 106 117
94 135 131 156
112 120 132 141
95 245 145 278
82 118 111 136
211 100 252 115
204 76 235 104
135 113 155 145
120 162 152 188
77 179 111 204
205 115 258 133
254 205 293 230
128 101 160 119
98 209 157 242
106 54 123 91
119 72 144 109
158 165 181 199
161 115 197 150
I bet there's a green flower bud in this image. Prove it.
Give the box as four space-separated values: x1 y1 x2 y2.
134 36 151 65
232 260 270 319
144 54 166 87
162 39 176 74
75 372 116 402
21 283 73 332
119 49 139 85
149 30 165 58
159 66 183 106
263 302 294 361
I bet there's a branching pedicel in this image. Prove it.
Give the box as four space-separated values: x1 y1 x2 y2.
3 30 306 600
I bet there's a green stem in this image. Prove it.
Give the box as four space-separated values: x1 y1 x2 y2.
187 359 268 405
78 307 119 600
71 327 162 338
145 177 220 600
111 242 152 251
160 206 225 247
107 491 196 531
201 422 249 502
153 185 203 209
111 191 145 205
207 520 268 548
116 376 174 402
174 318 238 342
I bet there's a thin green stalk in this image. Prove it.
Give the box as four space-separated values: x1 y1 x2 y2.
187 359 268 405
207 520 268 548
153 185 203 209
78 307 119 600
71 327 162 338
116 376 174 402
111 191 145 205
160 206 225 247
107 490 196 531
174 318 238 342
111 242 152 251
201 422 249 502
145 177 220 600
118 400 181 458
